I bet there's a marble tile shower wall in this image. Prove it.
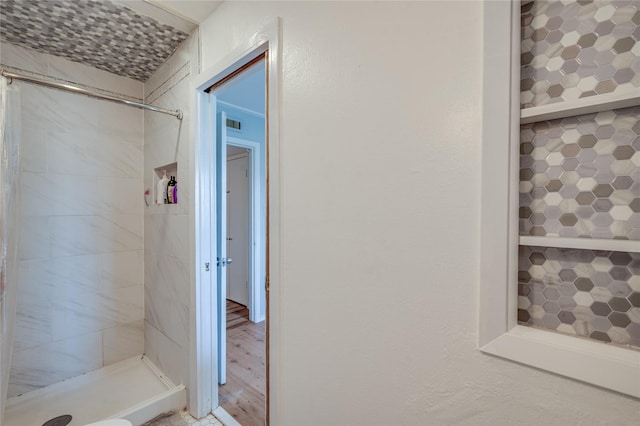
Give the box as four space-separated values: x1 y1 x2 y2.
519 1 640 349
143 32 198 390
0 42 145 397
520 0 640 108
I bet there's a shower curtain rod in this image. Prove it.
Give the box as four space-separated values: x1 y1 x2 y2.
0 69 183 120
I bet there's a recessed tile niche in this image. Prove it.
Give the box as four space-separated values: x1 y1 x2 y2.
518 0 640 350
153 162 178 205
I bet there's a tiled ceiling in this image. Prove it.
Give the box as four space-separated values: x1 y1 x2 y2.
0 0 190 81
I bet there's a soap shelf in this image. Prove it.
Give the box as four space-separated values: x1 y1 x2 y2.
519 235 640 253
153 162 178 206
520 90 640 124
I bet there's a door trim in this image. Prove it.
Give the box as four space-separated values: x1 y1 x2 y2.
191 18 282 424
191 81 217 416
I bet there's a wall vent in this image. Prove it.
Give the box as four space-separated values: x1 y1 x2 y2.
226 118 241 130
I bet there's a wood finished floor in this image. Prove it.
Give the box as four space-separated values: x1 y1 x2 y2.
227 300 251 329
220 300 266 426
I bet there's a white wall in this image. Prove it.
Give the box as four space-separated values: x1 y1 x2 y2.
199 2 640 424
0 42 144 397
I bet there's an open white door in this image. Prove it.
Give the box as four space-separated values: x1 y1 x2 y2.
191 88 218 416
216 110 229 385
227 153 250 306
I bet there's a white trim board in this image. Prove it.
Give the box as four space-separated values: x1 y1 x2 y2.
479 1 640 399
519 236 640 253
482 326 640 397
520 90 640 124
213 406 241 426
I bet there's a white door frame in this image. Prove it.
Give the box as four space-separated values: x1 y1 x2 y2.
190 18 281 422
227 136 265 323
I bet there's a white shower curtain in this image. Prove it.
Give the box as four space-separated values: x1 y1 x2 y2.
0 76 21 423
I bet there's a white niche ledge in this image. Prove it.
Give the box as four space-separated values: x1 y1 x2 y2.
519 236 640 254
481 326 640 397
520 90 640 124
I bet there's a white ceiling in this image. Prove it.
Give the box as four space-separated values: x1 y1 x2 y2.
115 0 223 33
215 59 266 114
150 0 223 24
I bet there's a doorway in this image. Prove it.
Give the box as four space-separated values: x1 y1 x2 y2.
219 133 266 425
192 20 280 424
193 49 269 424
215 60 267 424
223 135 266 324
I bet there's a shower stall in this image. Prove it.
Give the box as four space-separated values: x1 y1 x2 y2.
0 34 194 425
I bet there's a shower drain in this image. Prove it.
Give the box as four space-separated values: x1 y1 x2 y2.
42 414 72 426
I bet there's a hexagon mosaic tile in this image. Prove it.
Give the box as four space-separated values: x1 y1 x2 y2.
519 106 640 240
518 246 640 348
521 0 640 108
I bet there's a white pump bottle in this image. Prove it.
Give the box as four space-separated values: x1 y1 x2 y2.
157 170 169 204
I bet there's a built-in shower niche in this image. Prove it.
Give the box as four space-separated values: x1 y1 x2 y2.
152 162 178 206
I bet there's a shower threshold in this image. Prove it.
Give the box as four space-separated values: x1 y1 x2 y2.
3 355 186 426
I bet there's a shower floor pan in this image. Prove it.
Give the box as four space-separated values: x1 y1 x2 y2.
4 355 186 426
